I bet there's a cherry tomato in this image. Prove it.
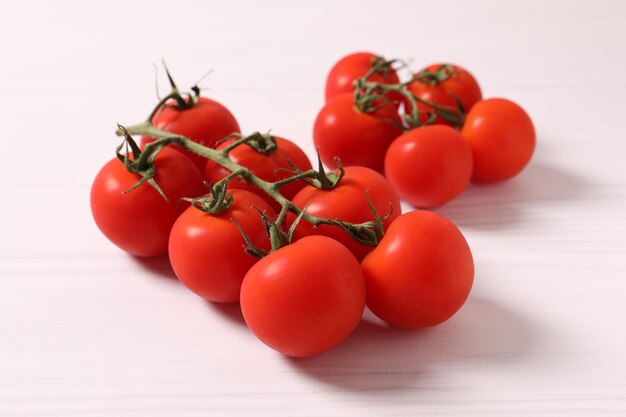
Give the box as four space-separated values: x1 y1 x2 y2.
384 125 473 208
417 64 482 112
141 97 240 171
325 51 401 104
168 189 275 303
241 235 365 357
362 211 474 328
286 166 401 261
404 82 462 126
314 93 403 172
461 98 535 183
205 136 312 211
91 147 205 257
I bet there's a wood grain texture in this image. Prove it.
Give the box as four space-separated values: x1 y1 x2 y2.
1 1 625 416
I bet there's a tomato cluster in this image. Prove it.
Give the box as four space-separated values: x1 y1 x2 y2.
316 52 536 208
89 58 497 357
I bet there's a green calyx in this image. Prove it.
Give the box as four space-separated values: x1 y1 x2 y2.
115 125 168 201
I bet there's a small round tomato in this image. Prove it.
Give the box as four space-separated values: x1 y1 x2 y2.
91 147 205 257
384 125 473 208
169 189 275 303
314 93 403 172
141 97 240 171
461 98 535 183
417 64 482 112
404 82 462 126
286 166 401 261
205 136 312 211
241 235 365 357
325 51 401 104
362 211 474 328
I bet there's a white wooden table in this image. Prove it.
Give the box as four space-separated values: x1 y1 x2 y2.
1 1 625 415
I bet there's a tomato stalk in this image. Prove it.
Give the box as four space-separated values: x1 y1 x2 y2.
115 123 382 250
352 61 466 130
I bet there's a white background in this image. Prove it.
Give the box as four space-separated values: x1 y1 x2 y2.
1 1 625 415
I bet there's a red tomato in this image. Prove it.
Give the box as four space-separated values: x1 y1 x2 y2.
325 51 401 104
461 98 535 183
418 64 482 112
205 136 312 211
384 125 473 208
314 93 403 172
241 235 365 357
362 211 474 328
168 190 275 303
404 82 462 126
286 166 401 261
141 97 240 171
90 148 205 257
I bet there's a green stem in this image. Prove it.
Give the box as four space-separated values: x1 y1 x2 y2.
356 79 465 129
115 123 380 247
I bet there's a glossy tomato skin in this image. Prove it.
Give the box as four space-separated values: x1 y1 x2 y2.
168 190 275 303
205 136 312 211
461 98 535 183
90 148 205 257
286 166 401 261
325 51 401 104
422 64 482 112
404 82 461 126
141 97 240 171
385 125 473 208
241 235 365 357
362 211 474 328
314 93 403 172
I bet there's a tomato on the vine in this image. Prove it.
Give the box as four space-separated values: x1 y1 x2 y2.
325 51 401 104
169 189 275 303
414 64 482 113
286 166 400 261
141 97 240 171
205 136 312 211
241 235 365 357
361 211 474 328
314 93 403 172
384 125 473 208
90 147 205 257
461 98 535 183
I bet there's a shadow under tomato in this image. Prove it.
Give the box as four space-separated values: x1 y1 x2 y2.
285 296 539 393
434 159 587 230
130 254 178 280
206 301 247 326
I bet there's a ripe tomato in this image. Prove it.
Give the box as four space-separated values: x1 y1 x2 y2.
461 98 535 183
404 82 463 126
90 147 205 257
168 189 275 303
286 166 401 261
314 93 403 172
325 51 401 104
241 235 365 357
384 125 473 208
205 136 312 211
416 64 482 112
362 211 474 328
141 97 240 171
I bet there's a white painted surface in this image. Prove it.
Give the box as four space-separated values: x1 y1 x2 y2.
1 1 625 415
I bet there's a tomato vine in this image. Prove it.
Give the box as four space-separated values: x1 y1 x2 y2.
115 88 384 252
